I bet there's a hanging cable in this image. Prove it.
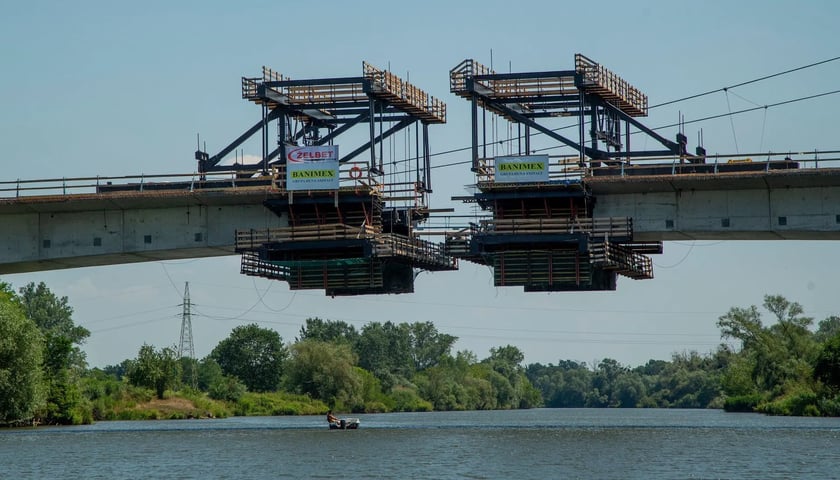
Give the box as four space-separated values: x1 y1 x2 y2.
650 55 840 109
653 88 840 131
724 89 740 154
759 106 768 153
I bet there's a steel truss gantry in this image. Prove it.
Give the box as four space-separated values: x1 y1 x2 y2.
450 53 702 169
197 62 445 192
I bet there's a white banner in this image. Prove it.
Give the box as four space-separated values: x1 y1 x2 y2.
285 145 340 191
494 155 550 183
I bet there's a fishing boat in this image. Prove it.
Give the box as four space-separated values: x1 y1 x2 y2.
329 417 360 430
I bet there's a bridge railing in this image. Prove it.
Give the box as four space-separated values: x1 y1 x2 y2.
0 162 384 200
0 171 280 199
586 149 840 177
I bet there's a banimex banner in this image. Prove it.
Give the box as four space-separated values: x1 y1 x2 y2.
494 155 549 183
285 145 340 191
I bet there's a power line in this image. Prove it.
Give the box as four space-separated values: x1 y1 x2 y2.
652 88 840 131
650 55 840 109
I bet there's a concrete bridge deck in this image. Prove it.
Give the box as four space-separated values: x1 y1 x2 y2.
2 162 840 274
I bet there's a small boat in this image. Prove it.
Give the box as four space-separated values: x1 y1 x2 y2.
329 417 360 430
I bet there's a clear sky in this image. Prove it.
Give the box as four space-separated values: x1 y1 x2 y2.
2 0 839 369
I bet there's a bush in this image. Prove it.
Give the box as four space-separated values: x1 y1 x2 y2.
209 375 246 402
757 389 819 416
389 386 433 412
233 392 327 417
816 395 840 417
723 393 763 412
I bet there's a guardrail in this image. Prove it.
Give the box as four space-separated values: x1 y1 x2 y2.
468 150 840 184
475 216 633 239
586 150 840 178
235 223 376 250
0 171 270 199
0 162 379 200
376 233 458 269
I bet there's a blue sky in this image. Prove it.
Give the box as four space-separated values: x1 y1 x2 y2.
2 1 839 368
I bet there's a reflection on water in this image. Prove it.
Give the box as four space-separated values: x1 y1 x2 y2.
2 409 839 479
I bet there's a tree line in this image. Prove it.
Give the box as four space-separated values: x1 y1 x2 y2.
1 281 839 426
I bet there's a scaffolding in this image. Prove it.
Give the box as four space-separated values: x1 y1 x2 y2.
216 62 455 295
447 54 663 291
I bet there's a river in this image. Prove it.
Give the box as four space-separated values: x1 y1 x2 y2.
2 409 839 479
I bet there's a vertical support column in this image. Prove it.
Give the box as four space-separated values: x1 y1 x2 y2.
589 103 599 168
499 253 505 286
278 112 287 168
482 108 487 160
525 125 531 155
578 91 586 167
261 105 269 172
423 123 432 192
415 121 421 184
369 99 377 174
471 93 479 172
625 120 630 165
548 252 553 288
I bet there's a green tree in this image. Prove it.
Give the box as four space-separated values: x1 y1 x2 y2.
814 333 840 391
481 345 540 408
284 340 362 409
718 295 820 412
355 321 413 387
589 358 626 407
210 324 288 392
526 360 591 408
415 351 473 411
297 317 358 345
17 282 91 424
196 357 224 392
815 316 840 344
0 285 45 425
126 344 182 399
407 322 457 372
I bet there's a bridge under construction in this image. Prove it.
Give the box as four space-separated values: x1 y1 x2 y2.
2 55 840 295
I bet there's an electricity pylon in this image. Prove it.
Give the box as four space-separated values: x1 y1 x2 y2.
178 281 197 389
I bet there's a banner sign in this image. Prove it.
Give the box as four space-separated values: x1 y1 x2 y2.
285 145 340 191
494 155 550 183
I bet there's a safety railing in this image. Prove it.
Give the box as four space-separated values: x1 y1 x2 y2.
0 162 390 200
375 233 458 270
235 223 377 250
575 53 648 117
587 150 840 178
476 216 633 239
363 62 446 123
589 241 654 279
449 58 494 94
0 171 281 199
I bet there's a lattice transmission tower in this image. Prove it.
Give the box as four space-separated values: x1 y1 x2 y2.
178 281 197 389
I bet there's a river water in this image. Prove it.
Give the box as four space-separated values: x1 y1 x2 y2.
2 409 839 479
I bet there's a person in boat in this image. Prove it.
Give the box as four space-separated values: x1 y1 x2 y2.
326 410 339 425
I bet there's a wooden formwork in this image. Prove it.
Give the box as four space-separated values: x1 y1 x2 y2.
491 249 617 291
